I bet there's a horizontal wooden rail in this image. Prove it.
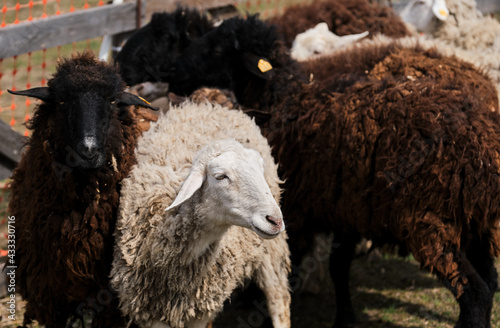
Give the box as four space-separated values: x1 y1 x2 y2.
0 119 24 180
0 2 145 59
145 0 247 18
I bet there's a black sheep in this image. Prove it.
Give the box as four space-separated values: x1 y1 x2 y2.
167 16 500 328
8 53 158 327
115 7 213 86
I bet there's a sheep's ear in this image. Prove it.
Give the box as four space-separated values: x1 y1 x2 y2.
432 0 449 21
117 92 159 111
165 168 205 212
337 31 370 44
8 87 53 102
167 92 187 105
241 53 273 80
314 22 330 32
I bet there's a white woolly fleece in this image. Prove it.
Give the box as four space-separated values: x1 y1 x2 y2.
433 0 500 51
111 101 291 328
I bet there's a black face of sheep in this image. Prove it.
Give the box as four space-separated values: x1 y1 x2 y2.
169 16 276 96
9 59 157 170
115 8 213 86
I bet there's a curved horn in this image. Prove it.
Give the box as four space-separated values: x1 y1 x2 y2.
117 92 159 111
8 87 53 102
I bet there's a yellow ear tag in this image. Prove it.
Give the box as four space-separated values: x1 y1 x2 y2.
258 59 273 73
439 9 448 17
138 96 151 105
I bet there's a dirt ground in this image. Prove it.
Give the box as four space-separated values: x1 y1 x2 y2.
2 253 498 328
212 254 500 328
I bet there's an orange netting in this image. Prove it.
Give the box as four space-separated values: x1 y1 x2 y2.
0 0 105 136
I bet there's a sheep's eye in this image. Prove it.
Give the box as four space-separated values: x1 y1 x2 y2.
215 174 228 181
111 100 117 105
59 101 64 105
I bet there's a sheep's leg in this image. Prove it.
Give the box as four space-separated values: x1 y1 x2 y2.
255 266 291 328
466 237 498 296
186 315 212 328
407 212 493 328
329 233 357 328
441 251 492 328
451 237 497 328
150 320 172 328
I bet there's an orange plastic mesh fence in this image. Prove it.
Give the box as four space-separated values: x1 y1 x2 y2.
0 0 104 136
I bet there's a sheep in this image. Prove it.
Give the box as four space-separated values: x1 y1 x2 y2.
167 16 500 328
400 0 500 51
399 0 450 34
266 0 412 49
110 101 291 328
399 0 500 101
291 22 369 61
115 7 213 86
114 0 410 88
7 53 158 328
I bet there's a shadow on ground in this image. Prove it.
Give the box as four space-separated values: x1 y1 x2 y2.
213 254 491 327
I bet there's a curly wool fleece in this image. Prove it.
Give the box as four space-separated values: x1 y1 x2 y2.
111 101 290 328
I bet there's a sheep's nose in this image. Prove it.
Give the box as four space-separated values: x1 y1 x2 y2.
78 137 100 159
266 215 283 230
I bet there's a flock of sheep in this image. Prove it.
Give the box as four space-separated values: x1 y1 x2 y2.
5 0 500 327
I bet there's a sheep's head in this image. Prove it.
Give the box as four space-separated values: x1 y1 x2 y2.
291 22 369 61
169 15 282 97
9 53 157 170
115 8 213 86
166 140 284 239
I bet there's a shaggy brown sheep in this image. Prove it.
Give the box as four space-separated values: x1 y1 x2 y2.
7 53 158 328
266 0 412 48
168 16 500 328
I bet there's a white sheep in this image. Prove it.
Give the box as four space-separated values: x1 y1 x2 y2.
110 101 291 328
399 0 450 33
291 22 369 61
400 0 500 50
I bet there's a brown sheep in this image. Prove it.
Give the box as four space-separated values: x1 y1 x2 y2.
266 0 412 48
7 53 158 328
167 16 500 328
